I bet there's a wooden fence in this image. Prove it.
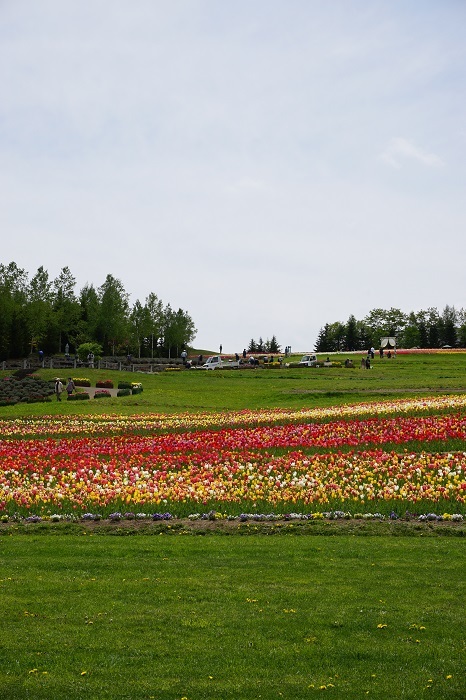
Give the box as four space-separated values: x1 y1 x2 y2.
1 357 186 374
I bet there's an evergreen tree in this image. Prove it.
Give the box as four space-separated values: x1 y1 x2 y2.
426 308 440 348
269 335 280 353
440 305 457 346
314 325 330 352
345 315 358 351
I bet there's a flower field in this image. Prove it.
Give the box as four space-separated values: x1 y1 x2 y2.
1 395 465 518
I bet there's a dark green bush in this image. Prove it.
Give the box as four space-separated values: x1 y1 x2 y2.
117 389 131 397
0 375 54 404
118 382 132 390
67 392 90 401
131 387 143 395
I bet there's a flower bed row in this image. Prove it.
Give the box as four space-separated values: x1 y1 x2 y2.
0 395 465 517
1 510 463 525
1 448 464 512
1 394 466 438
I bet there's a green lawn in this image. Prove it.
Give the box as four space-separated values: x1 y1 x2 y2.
0 535 464 700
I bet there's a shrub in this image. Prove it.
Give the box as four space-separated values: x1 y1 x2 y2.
73 378 91 387
94 390 112 399
67 392 90 401
76 342 103 363
131 386 143 394
118 381 132 390
96 379 114 389
0 375 54 404
117 388 131 397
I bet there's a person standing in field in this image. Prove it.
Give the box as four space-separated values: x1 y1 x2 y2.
66 377 75 397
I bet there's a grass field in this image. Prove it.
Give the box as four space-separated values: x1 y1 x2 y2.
1 350 466 416
0 352 465 699
1 535 464 700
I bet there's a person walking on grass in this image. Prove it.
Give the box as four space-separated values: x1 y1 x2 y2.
66 377 75 397
54 378 64 401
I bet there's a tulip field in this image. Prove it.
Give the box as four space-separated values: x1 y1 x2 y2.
1 393 465 519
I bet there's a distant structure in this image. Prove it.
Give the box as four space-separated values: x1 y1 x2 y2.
380 337 396 355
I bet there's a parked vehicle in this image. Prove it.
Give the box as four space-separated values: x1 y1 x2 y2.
201 355 241 370
298 354 318 367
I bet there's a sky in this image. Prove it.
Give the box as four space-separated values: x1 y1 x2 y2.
1 0 465 354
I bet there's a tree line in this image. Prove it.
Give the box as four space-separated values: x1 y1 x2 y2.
0 262 197 360
314 306 466 353
247 335 281 354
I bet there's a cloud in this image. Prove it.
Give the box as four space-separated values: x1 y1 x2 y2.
381 137 444 169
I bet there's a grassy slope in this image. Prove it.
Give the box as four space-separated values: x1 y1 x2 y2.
1 352 466 417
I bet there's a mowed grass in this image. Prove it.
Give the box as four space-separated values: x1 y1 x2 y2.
1 351 466 416
0 535 464 700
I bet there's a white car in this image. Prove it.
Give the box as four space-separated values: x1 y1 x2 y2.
298 354 318 367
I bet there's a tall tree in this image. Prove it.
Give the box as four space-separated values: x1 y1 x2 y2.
96 275 130 354
77 284 100 345
129 300 151 358
440 305 457 347
402 312 420 348
162 304 197 357
426 308 440 348
27 266 53 353
314 325 331 353
51 266 80 353
268 335 281 353
345 315 359 351
0 262 29 358
145 292 164 357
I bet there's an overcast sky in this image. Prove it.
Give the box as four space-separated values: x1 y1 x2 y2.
1 1 465 353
